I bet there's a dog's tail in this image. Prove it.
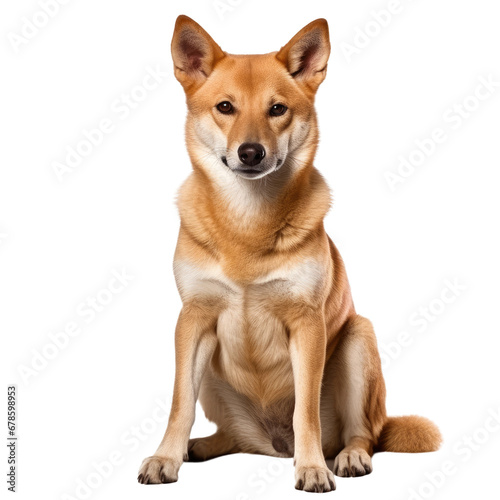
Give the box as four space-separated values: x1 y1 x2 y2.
375 415 442 453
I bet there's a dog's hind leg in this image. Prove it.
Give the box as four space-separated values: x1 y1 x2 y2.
322 315 387 477
333 436 374 477
186 429 240 462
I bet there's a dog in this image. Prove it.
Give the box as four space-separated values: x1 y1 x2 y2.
137 15 442 493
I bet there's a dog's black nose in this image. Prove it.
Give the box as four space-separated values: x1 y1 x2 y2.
238 143 266 166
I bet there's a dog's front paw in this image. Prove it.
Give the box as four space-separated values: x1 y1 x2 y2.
333 448 372 477
295 465 336 493
137 455 181 484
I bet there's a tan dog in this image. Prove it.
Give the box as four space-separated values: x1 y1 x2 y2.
137 15 442 493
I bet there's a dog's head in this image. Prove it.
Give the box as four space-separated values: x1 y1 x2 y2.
171 15 330 182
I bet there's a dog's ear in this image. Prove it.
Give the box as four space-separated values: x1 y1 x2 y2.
276 19 331 93
171 15 225 91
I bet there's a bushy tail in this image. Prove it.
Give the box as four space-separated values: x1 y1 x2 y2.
375 416 442 453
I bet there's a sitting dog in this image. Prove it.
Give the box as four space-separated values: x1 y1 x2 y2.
138 15 441 493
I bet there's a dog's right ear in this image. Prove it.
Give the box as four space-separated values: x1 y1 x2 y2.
171 15 225 91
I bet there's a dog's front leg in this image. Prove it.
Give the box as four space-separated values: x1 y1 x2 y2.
138 305 217 484
289 310 335 493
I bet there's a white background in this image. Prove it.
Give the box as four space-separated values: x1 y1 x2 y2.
1 0 500 499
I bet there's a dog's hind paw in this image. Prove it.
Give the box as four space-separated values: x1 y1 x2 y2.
333 448 372 477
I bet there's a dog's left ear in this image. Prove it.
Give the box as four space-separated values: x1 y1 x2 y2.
276 19 331 93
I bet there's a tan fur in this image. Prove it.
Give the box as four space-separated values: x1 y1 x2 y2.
138 16 441 492
376 416 443 453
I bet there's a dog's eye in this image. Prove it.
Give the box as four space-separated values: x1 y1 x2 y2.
270 104 287 117
216 101 233 114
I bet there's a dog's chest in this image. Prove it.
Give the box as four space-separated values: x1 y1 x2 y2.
214 283 293 402
175 259 324 403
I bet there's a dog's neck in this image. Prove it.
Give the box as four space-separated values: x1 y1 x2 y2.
177 158 331 258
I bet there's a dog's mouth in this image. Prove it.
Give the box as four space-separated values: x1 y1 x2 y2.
232 166 276 180
221 156 284 179
234 168 263 176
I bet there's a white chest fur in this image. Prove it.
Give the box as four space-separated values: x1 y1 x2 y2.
173 258 327 403
174 258 326 305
